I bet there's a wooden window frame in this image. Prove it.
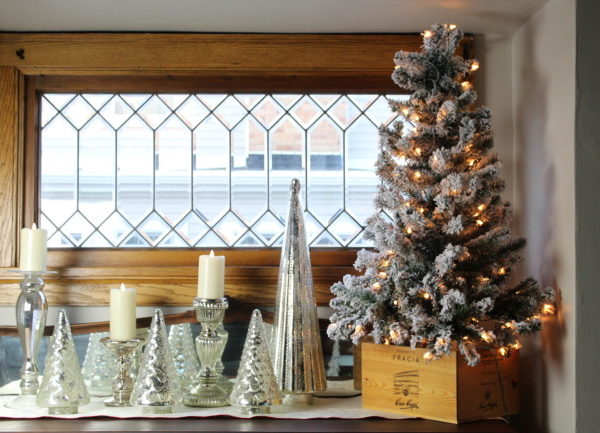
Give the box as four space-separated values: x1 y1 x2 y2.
0 33 472 308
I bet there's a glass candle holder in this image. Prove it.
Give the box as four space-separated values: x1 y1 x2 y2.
183 297 230 408
101 337 144 407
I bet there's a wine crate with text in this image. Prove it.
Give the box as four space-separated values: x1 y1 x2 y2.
361 342 518 424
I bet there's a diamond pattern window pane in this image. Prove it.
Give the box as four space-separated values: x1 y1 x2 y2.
39 92 407 248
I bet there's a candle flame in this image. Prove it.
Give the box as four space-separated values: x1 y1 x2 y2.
210 250 215 257
120 283 126 290
32 222 37 229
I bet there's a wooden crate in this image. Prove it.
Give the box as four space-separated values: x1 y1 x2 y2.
361 342 519 424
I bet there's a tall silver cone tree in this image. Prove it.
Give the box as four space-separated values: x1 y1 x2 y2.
327 24 554 366
272 179 326 395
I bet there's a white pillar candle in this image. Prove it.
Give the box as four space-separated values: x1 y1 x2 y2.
197 250 225 299
110 283 137 341
19 223 48 272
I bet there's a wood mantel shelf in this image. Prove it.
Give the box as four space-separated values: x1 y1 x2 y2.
0 418 516 433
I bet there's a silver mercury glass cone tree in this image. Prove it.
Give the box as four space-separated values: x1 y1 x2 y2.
327 24 554 366
82 332 116 396
131 309 180 413
230 309 281 414
168 323 200 391
36 310 90 414
271 179 326 405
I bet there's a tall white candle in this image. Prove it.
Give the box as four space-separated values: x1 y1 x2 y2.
19 223 48 272
197 250 225 299
110 283 137 341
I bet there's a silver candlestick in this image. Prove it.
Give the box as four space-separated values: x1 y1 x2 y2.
184 297 230 408
101 337 143 407
14 271 54 396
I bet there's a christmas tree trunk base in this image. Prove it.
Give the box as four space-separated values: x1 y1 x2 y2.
361 342 518 424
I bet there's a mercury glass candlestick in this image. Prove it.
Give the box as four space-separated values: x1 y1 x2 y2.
13 270 55 397
101 337 143 407
184 297 230 408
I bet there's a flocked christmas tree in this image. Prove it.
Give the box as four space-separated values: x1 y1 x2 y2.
328 24 554 366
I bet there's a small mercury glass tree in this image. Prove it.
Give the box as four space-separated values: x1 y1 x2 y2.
327 24 554 366
230 309 281 414
37 310 90 414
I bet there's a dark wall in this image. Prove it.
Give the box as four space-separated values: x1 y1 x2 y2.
575 0 600 430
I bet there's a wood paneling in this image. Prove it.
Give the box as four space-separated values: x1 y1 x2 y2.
0 67 23 267
44 248 358 267
0 33 427 75
0 264 355 306
30 74 404 93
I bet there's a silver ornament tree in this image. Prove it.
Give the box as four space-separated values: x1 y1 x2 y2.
131 309 180 413
168 323 200 391
36 310 90 414
230 309 281 414
271 179 326 405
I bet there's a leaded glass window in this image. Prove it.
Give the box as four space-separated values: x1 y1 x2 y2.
39 93 406 248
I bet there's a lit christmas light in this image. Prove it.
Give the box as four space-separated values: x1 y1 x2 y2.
476 219 484 226
480 331 494 343
415 147 422 156
423 30 433 38
542 303 556 315
418 207 425 214
477 204 486 211
406 227 412 234
372 282 381 292
498 267 507 275
414 171 422 180
402 107 410 116
378 272 387 279
421 292 431 300
448 24 457 30
423 351 434 361
511 341 522 350
393 299 399 306
470 61 480 71
498 347 508 357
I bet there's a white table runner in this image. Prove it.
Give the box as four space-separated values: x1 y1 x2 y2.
0 380 409 420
